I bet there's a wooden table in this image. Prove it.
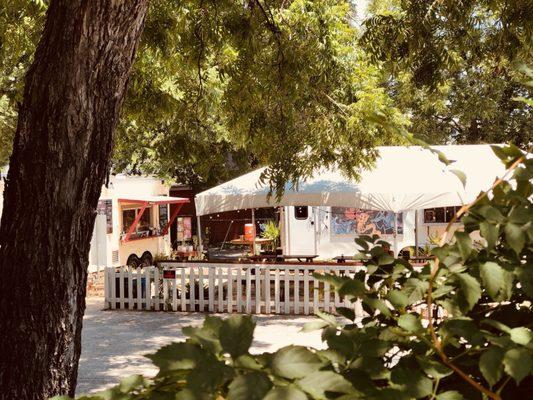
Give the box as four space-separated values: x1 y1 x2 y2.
229 237 272 253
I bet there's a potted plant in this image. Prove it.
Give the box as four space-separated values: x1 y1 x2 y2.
260 220 280 255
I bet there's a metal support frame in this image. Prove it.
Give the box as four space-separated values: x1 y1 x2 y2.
393 212 398 256
251 208 256 255
414 209 419 256
197 215 203 253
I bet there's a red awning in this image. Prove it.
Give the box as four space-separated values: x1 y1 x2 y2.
118 195 189 205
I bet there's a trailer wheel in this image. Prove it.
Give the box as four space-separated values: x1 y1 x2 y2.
126 254 140 268
140 251 153 266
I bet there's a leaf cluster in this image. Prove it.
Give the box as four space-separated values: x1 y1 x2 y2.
361 0 533 147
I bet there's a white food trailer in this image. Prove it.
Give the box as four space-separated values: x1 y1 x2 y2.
195 145 507 258
279 205 466 258
88 175 188 267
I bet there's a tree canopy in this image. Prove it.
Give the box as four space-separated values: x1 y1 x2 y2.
0 0 405 192
362 0 533 146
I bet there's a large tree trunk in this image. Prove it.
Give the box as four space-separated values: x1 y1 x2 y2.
0 1 149 399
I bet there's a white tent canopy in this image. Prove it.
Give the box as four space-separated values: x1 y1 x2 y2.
195 145 506 216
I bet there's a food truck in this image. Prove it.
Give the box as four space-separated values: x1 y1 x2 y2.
88 175 188 267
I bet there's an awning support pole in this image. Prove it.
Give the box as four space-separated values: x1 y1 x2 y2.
162 203 183 236
393 212 398 257
197 215 203 254
124 201 149 242
414 209 419 257
251 208 256 255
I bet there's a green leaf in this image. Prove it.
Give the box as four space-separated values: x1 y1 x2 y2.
387 290 409 308
479 222 498 250
417 358 452 379
338 279 366 299
479 346 505 387
503 348 532 384
270 346 324 379
436 391 464 400
454 232 472 261
390 368 433 398
480 262 505 300
301 320 330 332
220 315 255 358
363 296 391 317
450 169 466 187
477 205 505 223
401 278 429 305
398 314 424 334
118 375 144 392
297 371 354 399
336 306 356 321
516 266 533 297
354 237 370 251
264 386 307 400
505 223 525 254
456 273 481 311
227 372 272 400
378 253 395 265
234 354 263 371
508 206 532 224
146 342 202 372
509 327 533 346
316 310 339 326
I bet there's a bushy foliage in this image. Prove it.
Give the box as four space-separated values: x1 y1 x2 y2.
361 0 533 147
0 0 405 190
115 0 405 193
57 145 531 399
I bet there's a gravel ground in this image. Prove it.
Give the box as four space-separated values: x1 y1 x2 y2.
77 297 325 395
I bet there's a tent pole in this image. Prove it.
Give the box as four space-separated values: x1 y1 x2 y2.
251 208 256 255
196 215 203 255
414 210 419 257
393 212 398 257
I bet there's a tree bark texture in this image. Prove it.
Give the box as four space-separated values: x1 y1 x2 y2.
0 1 149 399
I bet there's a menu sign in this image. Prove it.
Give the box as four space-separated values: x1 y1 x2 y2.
177 217 192 241
97 200 113 234
159 203 169 229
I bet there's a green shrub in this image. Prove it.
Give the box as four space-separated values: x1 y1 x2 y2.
57 145 532 400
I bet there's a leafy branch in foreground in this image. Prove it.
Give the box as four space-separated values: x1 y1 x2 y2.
57 144 532 399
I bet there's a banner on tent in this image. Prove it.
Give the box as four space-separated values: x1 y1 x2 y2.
331 208 403 236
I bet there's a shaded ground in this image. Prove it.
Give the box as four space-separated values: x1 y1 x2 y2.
77 297 324 394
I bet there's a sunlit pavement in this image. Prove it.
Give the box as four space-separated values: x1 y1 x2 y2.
77 297 325 394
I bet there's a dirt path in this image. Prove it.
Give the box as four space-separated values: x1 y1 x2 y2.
77 297 324 394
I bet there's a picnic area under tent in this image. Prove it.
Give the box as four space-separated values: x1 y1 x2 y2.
194 145 507 257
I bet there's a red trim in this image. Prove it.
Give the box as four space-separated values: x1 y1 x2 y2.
124 202 149 242
162 203 184 235
119 197 188 205
121 234 164 243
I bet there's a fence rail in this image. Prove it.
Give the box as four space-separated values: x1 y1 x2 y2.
104 262 367 315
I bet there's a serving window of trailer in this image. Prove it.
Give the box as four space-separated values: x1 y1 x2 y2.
424 206 461 224
122 206 153 234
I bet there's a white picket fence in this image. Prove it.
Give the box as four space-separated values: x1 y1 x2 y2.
104 262 367 316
